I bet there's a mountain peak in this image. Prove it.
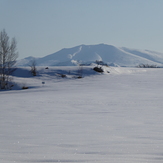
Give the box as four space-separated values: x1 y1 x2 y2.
17 44 163 67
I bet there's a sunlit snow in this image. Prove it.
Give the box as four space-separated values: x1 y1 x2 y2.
1 66 163 163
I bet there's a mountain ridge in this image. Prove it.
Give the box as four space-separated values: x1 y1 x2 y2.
17 44 163 67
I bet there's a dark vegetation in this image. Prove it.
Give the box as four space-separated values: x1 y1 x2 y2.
0 29 18 89
137 64 160 68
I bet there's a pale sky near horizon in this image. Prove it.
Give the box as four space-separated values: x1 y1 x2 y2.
1 0 163 59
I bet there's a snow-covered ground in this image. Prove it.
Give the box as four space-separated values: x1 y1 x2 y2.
1 66 163 163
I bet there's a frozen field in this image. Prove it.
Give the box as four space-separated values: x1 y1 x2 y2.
1 67 163 163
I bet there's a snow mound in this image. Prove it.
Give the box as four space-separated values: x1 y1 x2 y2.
9 66 147 91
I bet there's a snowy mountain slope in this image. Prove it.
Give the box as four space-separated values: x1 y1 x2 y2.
17 44 163 67
121 47 163 64
16 56 37 66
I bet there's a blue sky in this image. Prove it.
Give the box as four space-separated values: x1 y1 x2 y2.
1 0 163 59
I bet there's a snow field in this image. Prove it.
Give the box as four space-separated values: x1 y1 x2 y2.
1 67 163 163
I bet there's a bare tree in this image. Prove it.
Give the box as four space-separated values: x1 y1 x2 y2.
0 29 18 89
29 59 37 76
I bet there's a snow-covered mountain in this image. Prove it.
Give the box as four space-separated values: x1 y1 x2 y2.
17 44 163 67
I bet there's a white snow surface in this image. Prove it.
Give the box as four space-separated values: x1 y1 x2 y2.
1 66 163 163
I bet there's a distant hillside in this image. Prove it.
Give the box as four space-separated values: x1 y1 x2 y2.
17 44 163 67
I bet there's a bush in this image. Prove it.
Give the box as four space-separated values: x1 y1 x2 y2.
22 86 28 89
61 74 66 78
93 66 104 73
137 64 160 68
57 73 67 78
